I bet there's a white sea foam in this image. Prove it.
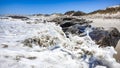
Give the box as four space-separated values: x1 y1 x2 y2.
0 16 120 68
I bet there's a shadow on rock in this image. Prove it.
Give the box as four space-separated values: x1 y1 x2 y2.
89 27 120 48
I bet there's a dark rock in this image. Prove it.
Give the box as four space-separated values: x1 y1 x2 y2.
2 44 8 48
72 11 86 16
89 27 120 48
27 56 37 60
63 24 90 37
49 16 92 37
50 16 119 48
63 17 74 21
49 17 92 37
50 17 92 25
8 15 29 20
64 11 75 16
60 22 75 28
64 11 86 16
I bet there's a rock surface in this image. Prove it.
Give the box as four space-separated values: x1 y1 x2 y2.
50 16 120 48
89 27 120 48
51 17 92 36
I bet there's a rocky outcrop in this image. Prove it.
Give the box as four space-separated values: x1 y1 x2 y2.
49 17 92 36
89 27 120 48
50 16 119 48
64 11 86 16
49 17 92 25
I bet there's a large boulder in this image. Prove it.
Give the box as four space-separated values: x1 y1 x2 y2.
89 27 120 48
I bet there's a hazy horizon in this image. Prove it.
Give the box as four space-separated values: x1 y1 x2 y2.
0 0 120 15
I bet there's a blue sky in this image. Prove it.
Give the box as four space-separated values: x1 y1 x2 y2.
0 0 120 15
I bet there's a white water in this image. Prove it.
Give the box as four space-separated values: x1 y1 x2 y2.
0 16 120 68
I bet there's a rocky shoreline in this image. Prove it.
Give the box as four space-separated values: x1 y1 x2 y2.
0 13 120 68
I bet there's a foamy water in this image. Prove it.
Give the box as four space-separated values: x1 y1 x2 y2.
0 16 120 68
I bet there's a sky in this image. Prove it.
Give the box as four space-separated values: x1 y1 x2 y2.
0 0 120 15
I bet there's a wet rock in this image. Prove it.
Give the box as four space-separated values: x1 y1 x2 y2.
63 24 87 34
89 27 120 48
50 16 93 37
51 16 119 48
50 17 92 37
49 17 92 25
60 22 75 28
